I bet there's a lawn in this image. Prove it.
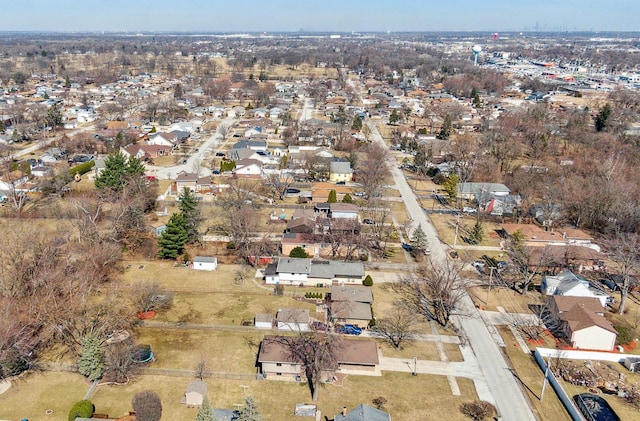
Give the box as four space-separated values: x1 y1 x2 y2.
134 328 264 373
468 285 541 313
0 371 89 421
498 326 572 421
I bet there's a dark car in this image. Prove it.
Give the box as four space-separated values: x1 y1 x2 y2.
338 324 362 335
215 152 226 157
363 218 374 225
401 242 414 252
336 181 346 185
212 170 221 175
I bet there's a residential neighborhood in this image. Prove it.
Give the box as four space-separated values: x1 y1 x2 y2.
1 15 640 421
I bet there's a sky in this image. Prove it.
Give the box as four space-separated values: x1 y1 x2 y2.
3 0 639 33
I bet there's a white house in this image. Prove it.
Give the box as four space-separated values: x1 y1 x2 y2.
233 159 263 178
266 258 364 286
182 380 206 407
329 161 353 183
192 256 218 271
541 271 610 307
147 132 177 147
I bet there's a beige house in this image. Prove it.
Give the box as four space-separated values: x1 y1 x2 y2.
329 161 353 183
258 335 380 381
547 296 617 351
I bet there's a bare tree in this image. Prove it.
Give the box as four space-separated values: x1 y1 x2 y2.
371 307 419 349
217 122 231 140
132 390 162 421
503 231 553 295
398 259 469 327
194 354 208 380
357 143 391 201
606 232 640 314
274 332 337 401
130 280 174 314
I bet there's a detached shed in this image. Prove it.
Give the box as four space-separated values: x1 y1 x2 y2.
624 357 640 372
255 313 274 329
192 256 218 271
182 379 207 406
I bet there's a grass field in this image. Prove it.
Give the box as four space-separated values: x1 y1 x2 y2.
0 371 479 421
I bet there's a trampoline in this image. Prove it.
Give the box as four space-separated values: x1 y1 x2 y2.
130 345 155 364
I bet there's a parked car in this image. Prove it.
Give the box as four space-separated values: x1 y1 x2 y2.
363 218 374 225
337 324 362 335
215 152 225 157
212 170 221 175
401 242 414 252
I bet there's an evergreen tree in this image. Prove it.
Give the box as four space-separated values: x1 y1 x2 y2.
442 174 459 202
195 396 215 421
595 103 612 132
342 193 353 203
469 220 484 245
158 213 188 259
237 396 262 421
95 151 145 192
411 224 428 251
327 189 337 203
77 334 103 381
45 104 63 128
351 115 363 131
178 188 202 243
438 115 452 139
389 109 400 125
289 246 309 258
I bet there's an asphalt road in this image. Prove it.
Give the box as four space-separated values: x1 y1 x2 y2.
148 117 236 179
368 121 536 421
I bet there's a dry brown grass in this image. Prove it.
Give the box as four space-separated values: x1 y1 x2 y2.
498 326 572 421
468 285 541 313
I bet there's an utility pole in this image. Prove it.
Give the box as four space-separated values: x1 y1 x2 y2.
453 212 460 248
540 355 552 400
486 266 495 304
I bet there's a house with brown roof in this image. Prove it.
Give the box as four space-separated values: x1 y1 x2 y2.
257 335 380 381
547 296 617 351
501 223 598 250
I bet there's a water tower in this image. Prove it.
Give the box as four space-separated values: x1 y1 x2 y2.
472 45 482 66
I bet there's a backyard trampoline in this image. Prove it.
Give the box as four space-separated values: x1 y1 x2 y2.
130 345 155 364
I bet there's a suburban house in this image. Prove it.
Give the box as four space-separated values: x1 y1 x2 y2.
329 160 354 183
258 335 380 381
174 171 213 193
500 224 599 251
276 308 310 332
329 203 359 220
547 296 617 351
281 233 326 257
232 159 263 179
330 285 374 327
191 256 218 271
457 182 510 201
265 258 365 286
231 140 268 152
121 144 172 161
147 132 178 147
182 379 207 407
541 271 610 307
286 209 317 234
334 404 391 421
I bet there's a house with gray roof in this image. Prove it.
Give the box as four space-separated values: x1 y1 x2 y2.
458 182 510 201
265 257 364 286
334 404 391 421
330 160 353 182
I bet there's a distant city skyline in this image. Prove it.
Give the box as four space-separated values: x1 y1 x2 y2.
4 0 640 33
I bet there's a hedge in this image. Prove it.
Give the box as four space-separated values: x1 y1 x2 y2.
69 160 95 176
68 400 94 421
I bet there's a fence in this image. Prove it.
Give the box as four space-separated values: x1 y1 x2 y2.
533 349 587 421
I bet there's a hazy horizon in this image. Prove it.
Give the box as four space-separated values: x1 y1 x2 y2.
4 0 640 33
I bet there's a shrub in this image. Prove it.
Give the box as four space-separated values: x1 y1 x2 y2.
69 160 95 177
372 396 387 410
226 241 236 250
363 275 373 286
69 400 94 421
615 325 634 345
460 400 495 420
289 246 308 258
132 390 162 421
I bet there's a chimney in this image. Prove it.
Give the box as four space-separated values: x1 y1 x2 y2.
342 407 348 417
